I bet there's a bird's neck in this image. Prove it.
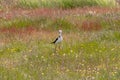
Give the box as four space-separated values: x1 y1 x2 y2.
59 33 62 36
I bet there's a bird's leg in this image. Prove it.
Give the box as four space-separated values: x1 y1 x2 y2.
55 45 56 52
59 43 62 50
54 44 57 53
58 43 60 50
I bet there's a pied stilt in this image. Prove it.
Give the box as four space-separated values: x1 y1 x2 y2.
51 30 63 51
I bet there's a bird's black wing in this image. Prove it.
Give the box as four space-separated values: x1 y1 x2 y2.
51 37 58 44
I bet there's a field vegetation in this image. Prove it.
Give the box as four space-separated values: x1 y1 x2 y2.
0 0 120 80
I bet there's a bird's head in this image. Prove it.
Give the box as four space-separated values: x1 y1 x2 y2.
59 30 62 33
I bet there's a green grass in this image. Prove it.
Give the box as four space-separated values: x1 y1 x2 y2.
0 30 120 80
0 17 77 31
23 0 118 8
0 0 119 9
0 18 32 28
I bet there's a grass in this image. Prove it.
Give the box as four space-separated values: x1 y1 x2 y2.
0 30 120 80
0 1 120 80
18 0 118 8
0 0 119 9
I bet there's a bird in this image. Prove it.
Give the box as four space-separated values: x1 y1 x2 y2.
51 30 63 51
51 30 63 44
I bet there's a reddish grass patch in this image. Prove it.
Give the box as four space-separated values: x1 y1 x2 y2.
0 7 120 20
81 19 102 31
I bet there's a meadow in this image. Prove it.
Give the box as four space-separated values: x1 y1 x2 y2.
0 0 120 80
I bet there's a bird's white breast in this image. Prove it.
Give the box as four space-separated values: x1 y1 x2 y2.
55 36 63 44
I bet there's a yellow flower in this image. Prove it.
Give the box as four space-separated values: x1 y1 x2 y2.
29 49 32 52
66 69 70 72
70 50 73 53
63 53 66 56
41 72 44 75
111 48 115 51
